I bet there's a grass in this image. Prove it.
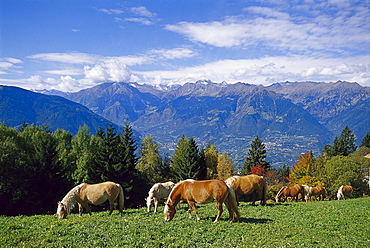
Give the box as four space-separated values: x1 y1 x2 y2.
1 197 369 247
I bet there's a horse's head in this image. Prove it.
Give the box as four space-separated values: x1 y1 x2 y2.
275 186 286 203
56 201 68 219
164 202 176 222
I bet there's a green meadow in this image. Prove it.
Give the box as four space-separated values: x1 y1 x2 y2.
1 197 369 247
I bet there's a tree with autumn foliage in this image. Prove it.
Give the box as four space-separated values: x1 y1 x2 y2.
289 151 323 186
250 164 265 176
204 143 218 179
217 152 234 180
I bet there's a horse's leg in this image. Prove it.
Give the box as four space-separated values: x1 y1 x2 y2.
154 198 158 213
78 203 83 217
79 202 91 216
146 198 151 213
81 202 92 215
213 201 223 223
188 201 201 221
108 199 115 215
187 203 193 219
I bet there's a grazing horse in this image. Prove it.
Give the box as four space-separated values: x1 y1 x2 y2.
275 184 305 202
164 179 240 223
146 181 175 213
56 181 124 219
337 185 353 200
302 185 312 201
306 186 326 201
225 174 267 206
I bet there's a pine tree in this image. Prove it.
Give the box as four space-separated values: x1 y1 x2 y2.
92 123 122 182
171 135 206 181
118 122 146 207
360 132 370 148
323 126 357 156
241 136 270 175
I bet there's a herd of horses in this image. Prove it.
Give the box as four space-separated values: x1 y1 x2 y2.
56 175 354 222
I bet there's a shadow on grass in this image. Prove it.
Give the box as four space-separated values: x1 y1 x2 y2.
239 217 273 224
198 216 273 224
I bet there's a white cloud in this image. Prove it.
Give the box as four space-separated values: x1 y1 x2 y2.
124 17 153 25
165 5 370 55
244 6 290 19
43 68 83 76
137 55 370 86
0 57 23 74
149 48 196 60
98 8 123 15
28 52 100 64
130 6 155 18
84 61 132 84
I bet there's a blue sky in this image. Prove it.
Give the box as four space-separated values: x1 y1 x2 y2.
1 0 369 92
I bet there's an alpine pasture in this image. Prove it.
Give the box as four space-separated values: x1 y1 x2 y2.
1 197 369 247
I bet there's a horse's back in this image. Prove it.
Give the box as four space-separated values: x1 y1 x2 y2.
238 174 265 194
184 179 228 203
343 185 353 195
151 182 174 199
81 181 121 203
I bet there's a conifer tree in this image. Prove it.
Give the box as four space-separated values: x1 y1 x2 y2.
171 135 206 181
323 126 357 156
360 132 370 148
241 136 270 175
119 121 146 207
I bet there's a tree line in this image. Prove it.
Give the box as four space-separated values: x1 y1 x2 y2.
1 122 369 215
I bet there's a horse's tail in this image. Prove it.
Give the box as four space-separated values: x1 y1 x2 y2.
226 185 240 222
117 183 124 213
260 179 267 206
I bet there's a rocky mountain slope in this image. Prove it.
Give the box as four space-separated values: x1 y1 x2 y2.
65 81 349 167
0 85 114 135
4 80 369 168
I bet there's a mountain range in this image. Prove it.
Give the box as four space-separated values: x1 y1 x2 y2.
0 85 114 135
2 81 369 168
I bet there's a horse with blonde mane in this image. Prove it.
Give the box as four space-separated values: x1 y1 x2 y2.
164 179 240 223
306 186 326 201
275 184 305 202
146 181 175 213
337 185 353 200
56 181 124 219
225 174 266 206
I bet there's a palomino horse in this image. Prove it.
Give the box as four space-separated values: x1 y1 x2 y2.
146 181 175 213
275 184 305 202
56 181 124 219
225 174 267 206
337 185 353 200
164 179 240 223
306 186 326 201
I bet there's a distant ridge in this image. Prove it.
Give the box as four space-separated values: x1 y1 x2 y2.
0 85 116 135
5 80 369 167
